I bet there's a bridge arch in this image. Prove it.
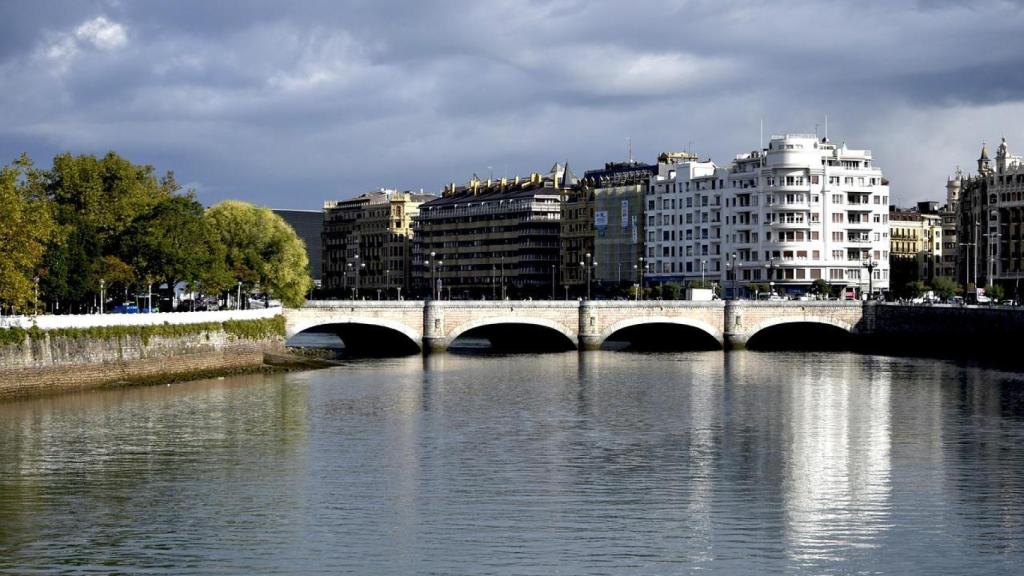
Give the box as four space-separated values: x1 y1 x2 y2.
743 316 856 351
287 316 422 355
598 316 724 350
446 316 577 351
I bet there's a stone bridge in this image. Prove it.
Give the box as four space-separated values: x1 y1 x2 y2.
284 300 870 353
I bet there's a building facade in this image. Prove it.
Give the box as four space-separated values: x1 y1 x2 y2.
321 189 435 298
956 138 1024 295
714 135 891 298
561 161 656 295
938 174 960 280
272 209 323 284
414 165 569 299
889 204 942 289
645 152 720 287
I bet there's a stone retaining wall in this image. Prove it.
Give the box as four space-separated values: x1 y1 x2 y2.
0 322 284 401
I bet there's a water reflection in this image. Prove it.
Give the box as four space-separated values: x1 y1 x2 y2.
1 352 1023 574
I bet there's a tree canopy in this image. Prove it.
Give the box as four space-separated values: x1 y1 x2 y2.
205 200 312 307
0 155 55 310
0 153 312 313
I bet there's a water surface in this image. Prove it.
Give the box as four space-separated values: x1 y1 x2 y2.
1 351 1022 574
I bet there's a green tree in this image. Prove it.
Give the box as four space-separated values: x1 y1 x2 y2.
122 195 229 294
930 276 959 300
42 152 178 311
904 280 927 298
661 283 682 300
810 278 831 297
984 284 1005 302
205 200 312 307
47 152 175 243
0 155 55 311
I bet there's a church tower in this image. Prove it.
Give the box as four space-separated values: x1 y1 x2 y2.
978 142 992 174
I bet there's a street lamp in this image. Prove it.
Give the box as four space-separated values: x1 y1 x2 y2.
353 254 362 299
764 258 777 297
701 259 707 288
551 265 556 300
862 259 878 299
429 251 437 300
727 253 738 300
436 260 443 300
582 252 596 300
984 232 1000 287
385 269 390 300
99 278 105 314
959 241 976 293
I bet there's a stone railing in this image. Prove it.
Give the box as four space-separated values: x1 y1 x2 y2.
0 307 282 330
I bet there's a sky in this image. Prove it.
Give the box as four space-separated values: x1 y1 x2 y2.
1 0 1023 209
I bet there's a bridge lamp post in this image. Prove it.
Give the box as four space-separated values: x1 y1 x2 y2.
984 232 1000 287
353 255 362 299
436 260 443 300
551 265 556 300
385 269 390 301
633 263 639 301
727 253 738 300
701 259 707 288
99 278 105 314
862 259 878 299
764 258 777 296
959 241 975 293
429 251 437 301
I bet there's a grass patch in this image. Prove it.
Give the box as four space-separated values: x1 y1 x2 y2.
0 315 285 346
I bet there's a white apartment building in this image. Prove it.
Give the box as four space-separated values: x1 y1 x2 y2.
646 135 891 298
645 152 722 284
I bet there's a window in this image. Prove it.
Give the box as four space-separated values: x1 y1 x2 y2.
832 231 843 241
832 213 844 223
810 231 820 240
832 250 843 259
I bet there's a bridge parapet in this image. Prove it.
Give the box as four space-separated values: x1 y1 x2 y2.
286 299 874 353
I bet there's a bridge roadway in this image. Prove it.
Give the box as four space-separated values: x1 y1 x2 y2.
285 300 871 352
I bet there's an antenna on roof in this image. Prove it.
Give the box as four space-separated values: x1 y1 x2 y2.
825 113 829 141
627 137 632 163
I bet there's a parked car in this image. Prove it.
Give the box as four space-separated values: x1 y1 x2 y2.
112 303 140 314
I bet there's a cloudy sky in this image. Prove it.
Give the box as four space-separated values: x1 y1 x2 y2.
1 0 1022 209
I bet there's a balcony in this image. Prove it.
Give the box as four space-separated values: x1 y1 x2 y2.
767 201 810 211
769 220 809 229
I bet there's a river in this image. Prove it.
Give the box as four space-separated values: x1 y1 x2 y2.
1 351 1022 574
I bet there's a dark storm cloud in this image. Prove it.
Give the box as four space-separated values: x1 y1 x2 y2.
0 0 1022 207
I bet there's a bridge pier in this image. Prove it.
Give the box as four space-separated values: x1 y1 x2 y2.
578 301 601 351
723 301 746 350
423 300 447 353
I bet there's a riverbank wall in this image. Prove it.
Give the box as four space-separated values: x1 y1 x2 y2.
0 309 286 401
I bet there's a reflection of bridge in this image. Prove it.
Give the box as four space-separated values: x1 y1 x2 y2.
285 300 871 353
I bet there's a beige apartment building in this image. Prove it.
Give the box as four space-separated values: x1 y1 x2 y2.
322 189 436 298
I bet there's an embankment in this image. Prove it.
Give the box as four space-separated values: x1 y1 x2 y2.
0 310 288 401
